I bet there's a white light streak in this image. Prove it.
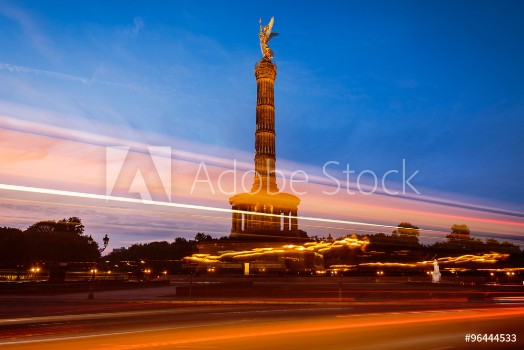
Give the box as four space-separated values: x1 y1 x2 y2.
0 183 401 231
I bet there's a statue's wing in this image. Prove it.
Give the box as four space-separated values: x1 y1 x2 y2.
268 32 279 42
265 16 275 38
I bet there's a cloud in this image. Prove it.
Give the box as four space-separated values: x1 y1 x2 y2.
0 62 148 92
0 62 91 84
132 17 144 36
0 3 57 61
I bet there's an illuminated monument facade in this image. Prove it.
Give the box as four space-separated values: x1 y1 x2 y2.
229 18 301 241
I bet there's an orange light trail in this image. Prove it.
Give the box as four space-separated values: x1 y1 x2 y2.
13 307 522 350
185 236 369 264
359 252 508 268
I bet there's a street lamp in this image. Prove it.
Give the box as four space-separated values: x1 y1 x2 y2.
30 267 40 281
87 234 110 299
87 234 110 253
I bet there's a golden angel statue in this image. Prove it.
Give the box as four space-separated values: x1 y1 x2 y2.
259 17 279 58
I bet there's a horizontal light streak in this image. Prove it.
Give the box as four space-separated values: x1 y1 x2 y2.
0 195 446 247
6 307 523 349
0 195 457 243
21 307 524 349
0 183 404 232
186 236 369 264
359 253 508 268
0 196 231 231
0 184 517 247
1 116 523 246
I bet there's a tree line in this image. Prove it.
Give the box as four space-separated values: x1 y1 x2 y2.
0 217 101 264
1 218 521 266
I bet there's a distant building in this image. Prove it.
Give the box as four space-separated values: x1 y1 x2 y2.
112 247 127 254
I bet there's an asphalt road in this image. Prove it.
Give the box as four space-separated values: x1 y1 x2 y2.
1 301 523 350
1 280 523 349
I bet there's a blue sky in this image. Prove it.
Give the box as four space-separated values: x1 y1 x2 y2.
1 1 523 247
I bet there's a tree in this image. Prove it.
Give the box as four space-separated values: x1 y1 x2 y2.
106 238 197 261
451 224 470 235
0 227 24 263
195 232 213 242
392 222 420 238
172 238 198 258
298 229 309 239
391 222 420 245
447 224 471 240
26 221 57 233
0 218 100 264
26 217 85 235
0 226 23 234
56 217 85 235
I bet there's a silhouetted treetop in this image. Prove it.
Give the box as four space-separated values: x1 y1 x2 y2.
26 217 85 236
392 222 420 237
446 224 472 241
195 232 213 242
107 238 197 261
0 217 99 263
451 224 471 235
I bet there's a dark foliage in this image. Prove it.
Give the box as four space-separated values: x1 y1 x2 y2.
107 237 197 261
0 218 99 264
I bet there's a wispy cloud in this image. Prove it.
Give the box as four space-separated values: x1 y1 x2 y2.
0 62 91 84
131 16 144 36
0 3 57 61
0 62 147 91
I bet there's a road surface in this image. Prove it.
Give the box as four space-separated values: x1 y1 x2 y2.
1 301 523 349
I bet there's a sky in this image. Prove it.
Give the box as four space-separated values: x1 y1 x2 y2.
1 0 523 250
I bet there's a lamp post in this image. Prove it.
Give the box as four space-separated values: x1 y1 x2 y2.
144 268 151 281
30 267 41 281
87 234 110 299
